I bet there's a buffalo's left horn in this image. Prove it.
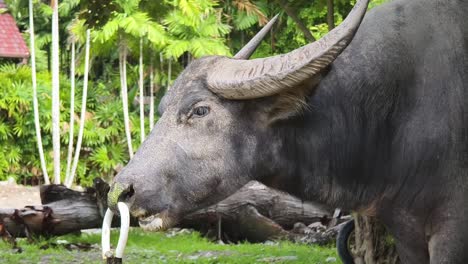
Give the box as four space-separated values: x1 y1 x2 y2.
207 0 369 99
234 14 279 59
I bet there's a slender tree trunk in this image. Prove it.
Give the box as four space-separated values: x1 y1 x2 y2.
241 31 244 48
119 38 134 159
276 0 316 42
65 30 91 188
160 52 164 72
270 23 276 53
149 56 155 131
167 57 172 90
51 0 61 184
29 0 50 185
65 41 75 182
327 0 335 31
138 38 145 143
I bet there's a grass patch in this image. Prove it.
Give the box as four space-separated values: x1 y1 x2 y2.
0 228 341 263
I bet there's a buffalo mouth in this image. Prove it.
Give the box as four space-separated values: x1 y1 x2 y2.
137 210 176 231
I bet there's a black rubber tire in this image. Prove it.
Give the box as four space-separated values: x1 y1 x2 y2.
336 220 355 264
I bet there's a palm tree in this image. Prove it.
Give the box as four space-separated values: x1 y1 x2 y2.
51 0 61 184
138 37 145 143
29 0 50 185
163 1 231 59
119 37 134 158
89 0 168 157
327 0 335 30
149 56 155 131
65 39 76 183
66 29 91 188
167 57 172 89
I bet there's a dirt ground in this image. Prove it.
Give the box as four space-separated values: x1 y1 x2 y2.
0 180 41 208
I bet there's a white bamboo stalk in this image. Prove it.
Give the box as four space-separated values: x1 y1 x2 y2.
65 41 75 183
167 57 172 90
138 37 145 142
160 52 163 73
120 40 134 158
66 29 91 188
149 56 154 131
51 0 61 184
29 0 50 185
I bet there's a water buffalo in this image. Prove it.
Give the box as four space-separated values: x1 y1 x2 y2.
108 0 468 262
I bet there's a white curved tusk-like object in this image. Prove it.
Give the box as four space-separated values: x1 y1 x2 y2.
101 202 130 259
115 202 130 258
101 207 113 259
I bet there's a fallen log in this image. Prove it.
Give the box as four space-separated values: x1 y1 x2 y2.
183 181 333 242
0 185 101 237
0 180 333 243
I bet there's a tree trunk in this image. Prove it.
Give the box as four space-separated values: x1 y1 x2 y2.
149 57 155 131
138 37 145 143
65 40 76 183
0 185 102 237
66 29 91 188
119 37 134 159
327 0 335 31
353 215 400 264
29 0 50 184
0 181 333 244
167 57 172 89
183 181 332 242
51 0 61 184
276 0 316 42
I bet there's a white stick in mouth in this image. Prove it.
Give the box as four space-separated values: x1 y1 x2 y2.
102 202 130 259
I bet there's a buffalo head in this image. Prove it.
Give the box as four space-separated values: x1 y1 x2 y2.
108 0 369 231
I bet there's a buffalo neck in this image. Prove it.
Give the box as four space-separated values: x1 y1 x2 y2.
266 62 397 212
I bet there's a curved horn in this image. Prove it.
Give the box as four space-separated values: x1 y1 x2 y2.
234 14 279 59
207 0 369 99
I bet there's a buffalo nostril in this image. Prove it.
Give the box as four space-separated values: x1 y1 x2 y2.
108 182 135 211
120 184 135 202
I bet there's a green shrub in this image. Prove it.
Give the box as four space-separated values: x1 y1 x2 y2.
0 63 159 186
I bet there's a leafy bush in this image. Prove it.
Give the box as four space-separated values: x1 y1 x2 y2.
0 63 158 185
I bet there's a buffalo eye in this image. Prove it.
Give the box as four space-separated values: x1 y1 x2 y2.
193 106 210 118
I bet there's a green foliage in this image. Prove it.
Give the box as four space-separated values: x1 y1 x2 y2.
0 63 146 185
163 0 231 58
234 11 260 30
0 64 48 181
369 0 389 9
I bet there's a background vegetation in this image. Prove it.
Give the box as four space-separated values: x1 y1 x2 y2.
0 0 387 185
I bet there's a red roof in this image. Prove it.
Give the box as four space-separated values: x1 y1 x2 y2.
0 0 30 58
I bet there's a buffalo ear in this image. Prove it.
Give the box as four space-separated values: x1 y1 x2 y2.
264 75 323 123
